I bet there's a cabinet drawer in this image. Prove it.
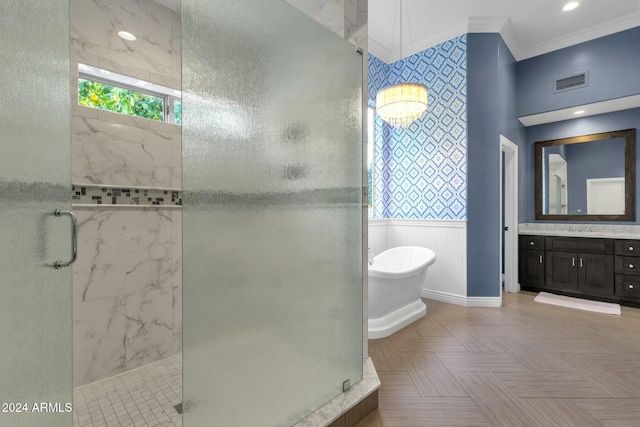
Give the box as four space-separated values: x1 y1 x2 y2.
615 240 640 256
519 235 544 250
615 275 640 300
545 237 613 254
615 256 640 275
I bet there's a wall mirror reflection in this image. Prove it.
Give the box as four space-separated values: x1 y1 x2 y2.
535 128 636 221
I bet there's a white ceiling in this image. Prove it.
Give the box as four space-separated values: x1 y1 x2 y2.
369 0 640 63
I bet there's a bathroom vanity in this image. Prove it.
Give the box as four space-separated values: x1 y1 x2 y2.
518 128 640 307
519 233 640 307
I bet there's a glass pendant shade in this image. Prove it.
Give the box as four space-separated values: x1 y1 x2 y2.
376 83 428 127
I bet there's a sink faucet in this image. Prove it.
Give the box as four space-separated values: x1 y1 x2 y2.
368 248 374 265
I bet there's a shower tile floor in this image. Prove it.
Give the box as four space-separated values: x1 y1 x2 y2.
73 354 182 427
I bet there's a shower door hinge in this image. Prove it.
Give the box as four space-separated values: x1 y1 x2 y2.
343 379 351 392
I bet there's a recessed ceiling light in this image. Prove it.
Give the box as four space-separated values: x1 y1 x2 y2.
563 1 580 12
574 110 585 115
117 30 136 41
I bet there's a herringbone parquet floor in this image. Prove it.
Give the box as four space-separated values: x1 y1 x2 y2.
356 291 640 427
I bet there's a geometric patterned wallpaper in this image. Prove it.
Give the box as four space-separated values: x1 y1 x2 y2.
368 34 467 219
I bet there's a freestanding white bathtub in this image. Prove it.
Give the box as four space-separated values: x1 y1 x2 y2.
368 246 436 339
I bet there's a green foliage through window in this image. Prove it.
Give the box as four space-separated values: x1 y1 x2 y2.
78 78 165 121
174 99 182 125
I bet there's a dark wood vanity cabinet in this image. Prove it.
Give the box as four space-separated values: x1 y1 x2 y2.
519 235 640 306
518 236 545 288
545 237 614 297
613 239 640 303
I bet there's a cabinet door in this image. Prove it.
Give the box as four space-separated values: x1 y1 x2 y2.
578 253 614 296
546 251 578 291
519 249 545 288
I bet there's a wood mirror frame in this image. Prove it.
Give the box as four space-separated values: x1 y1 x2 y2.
535 128 636 221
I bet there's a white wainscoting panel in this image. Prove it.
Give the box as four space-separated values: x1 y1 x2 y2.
368 219 468 300
367 219 389 256
386 220 467 299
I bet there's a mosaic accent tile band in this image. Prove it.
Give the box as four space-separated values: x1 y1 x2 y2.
368 35 467 220
72 185 182 206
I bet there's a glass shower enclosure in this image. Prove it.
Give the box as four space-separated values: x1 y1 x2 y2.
182 0 364 425
1 0 362 425
0 1 73 426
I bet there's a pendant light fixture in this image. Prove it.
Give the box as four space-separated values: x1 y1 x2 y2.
376 0 428 128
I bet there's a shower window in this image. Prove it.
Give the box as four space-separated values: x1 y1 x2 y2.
172 99 182 125
77 64 181 124
368 107 375 218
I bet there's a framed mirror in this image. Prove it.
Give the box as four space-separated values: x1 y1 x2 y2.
535 128 636 221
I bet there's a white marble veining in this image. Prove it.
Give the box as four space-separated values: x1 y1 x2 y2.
125 287 174 371
73 208 182 386
73 295 128 387
294 358 379 427
73 115 180 149
73 287 178 387
71 0 176 79
519 222 640 239
286 0 345 38
172 285 182 355
73 209 127 303
126 209 176 292
172 210 182 287
73 136 174 188
70 0 183 389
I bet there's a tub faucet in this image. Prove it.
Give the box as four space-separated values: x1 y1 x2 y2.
368 248 374 265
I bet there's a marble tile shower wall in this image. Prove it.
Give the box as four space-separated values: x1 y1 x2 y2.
285 0 367 47
368 35 467 219
70 0 182 387
73 208 182 387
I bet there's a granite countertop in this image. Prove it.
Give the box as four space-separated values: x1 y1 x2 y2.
518 223 640 239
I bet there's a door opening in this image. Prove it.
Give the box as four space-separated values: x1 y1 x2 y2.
501 136 520 295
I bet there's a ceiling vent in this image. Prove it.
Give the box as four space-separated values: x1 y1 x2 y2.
554 71 588 93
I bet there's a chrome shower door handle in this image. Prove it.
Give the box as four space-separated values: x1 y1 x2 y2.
54 209 78 269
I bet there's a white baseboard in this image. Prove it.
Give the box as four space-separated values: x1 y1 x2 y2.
421 289 503 308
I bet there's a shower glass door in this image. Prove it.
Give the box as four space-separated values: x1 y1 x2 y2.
182 0 363 425
0 1 73 426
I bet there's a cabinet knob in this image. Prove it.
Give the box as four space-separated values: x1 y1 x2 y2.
630 246 635 251
630 284 635 290
630 264 635 269
530 241 534 246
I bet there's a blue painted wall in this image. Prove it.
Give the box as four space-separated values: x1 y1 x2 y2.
565 139 625 214
467 33 524 297
368 33 524 297
367 35 467 219
517 27 640 117
524 108 640 223
519 27 640 224
498 37 528 224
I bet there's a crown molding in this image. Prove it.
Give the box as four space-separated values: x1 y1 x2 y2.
498 18 522 61
467 16 508 33
369 16 510 64
367 35 393 63
402 21 468 62
516 11 640 60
